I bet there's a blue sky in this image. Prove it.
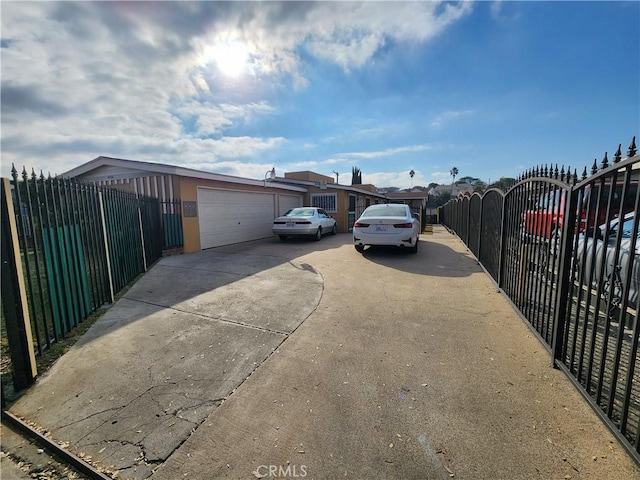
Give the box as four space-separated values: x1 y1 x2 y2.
1 1 638 189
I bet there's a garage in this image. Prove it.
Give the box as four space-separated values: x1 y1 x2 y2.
278 194 303 215
198 188 276 249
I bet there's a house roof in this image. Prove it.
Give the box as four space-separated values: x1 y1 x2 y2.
386 191 429 200
271 177 387 198
63 156 307 192
428 183 473 194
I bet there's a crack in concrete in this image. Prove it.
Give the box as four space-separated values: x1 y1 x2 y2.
125 298 291 336
56 406 123 430
71 381 181 445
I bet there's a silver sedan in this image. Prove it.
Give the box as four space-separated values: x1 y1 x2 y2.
575 212 639 311
273 207 337 241
353 203 420 253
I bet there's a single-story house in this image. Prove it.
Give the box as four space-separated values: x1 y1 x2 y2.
64 157 390 253
64 156 306 253
428 183 474 197
384 191 429 215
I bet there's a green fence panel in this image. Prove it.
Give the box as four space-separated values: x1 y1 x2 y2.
163 213 183 248
42 225 91 336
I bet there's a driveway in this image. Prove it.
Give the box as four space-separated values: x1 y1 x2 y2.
8 227 639 479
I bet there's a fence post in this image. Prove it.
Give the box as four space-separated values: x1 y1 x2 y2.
97 191 115 303
137 200 148 271
1 178 37 389
550 185 578 368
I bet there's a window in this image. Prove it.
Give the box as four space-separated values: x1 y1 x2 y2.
362 205 408 217
311 193 337 213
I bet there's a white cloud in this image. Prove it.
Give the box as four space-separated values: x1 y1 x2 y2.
490 1 504 19
430 110 476 127
0 1 472 177
175 101 276 135
339 144 433 159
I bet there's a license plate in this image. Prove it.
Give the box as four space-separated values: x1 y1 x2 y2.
286 221 295 227
375 224 388 232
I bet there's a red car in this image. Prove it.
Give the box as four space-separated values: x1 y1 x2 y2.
522 182 638 243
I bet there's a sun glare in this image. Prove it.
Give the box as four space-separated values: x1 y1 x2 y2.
210 41 250 78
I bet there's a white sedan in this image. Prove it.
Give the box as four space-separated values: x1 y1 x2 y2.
353 203 420 253
273 207 337 241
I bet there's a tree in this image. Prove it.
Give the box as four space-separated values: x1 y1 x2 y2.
450 167 459 184
351 167 362 185
450 167 459 193
489 177 516 192
409 169 415 187
457 176 487 193
472 181 487 193
434 191 451 207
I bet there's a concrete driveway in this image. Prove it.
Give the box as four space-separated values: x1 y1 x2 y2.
8 227 639 479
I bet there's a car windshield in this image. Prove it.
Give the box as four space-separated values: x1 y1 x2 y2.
361 206 407 217
619 217 639 239
285 208 315 217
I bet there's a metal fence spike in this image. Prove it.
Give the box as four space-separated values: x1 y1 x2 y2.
591 159 598 175
601 152 609 169
613 144 622 163
582 166 588 179
628 136 637 157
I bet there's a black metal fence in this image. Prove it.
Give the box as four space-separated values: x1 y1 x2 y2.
440 137 640 464
1 167 165 392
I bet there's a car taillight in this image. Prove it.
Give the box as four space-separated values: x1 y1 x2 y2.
393 223 413 228
296 221 312 224
354 222 369 228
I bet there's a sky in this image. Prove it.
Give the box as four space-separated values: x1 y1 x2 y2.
1 1 638 189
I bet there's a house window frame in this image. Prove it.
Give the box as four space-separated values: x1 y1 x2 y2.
310 193 337 213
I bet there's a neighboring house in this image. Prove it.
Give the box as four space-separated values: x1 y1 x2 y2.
428 183 474 197
385 191 429 215
63 156 306 253
271 171 387 232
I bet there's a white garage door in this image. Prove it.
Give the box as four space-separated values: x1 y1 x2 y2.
198 188 275 249
278 194 303 215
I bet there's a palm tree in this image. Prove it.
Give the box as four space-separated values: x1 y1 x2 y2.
409 169 415 188
450 167 459 193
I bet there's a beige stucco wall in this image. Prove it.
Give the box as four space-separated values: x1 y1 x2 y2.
304 187 383 233
179 176 302 253
285 171 335 183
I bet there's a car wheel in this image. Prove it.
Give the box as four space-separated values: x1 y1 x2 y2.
410 238 418 254
331 223 337 235
279 235 288 241
355 244 365 253
314 227 322 241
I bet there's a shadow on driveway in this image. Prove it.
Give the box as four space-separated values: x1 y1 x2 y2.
8 229 480 478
